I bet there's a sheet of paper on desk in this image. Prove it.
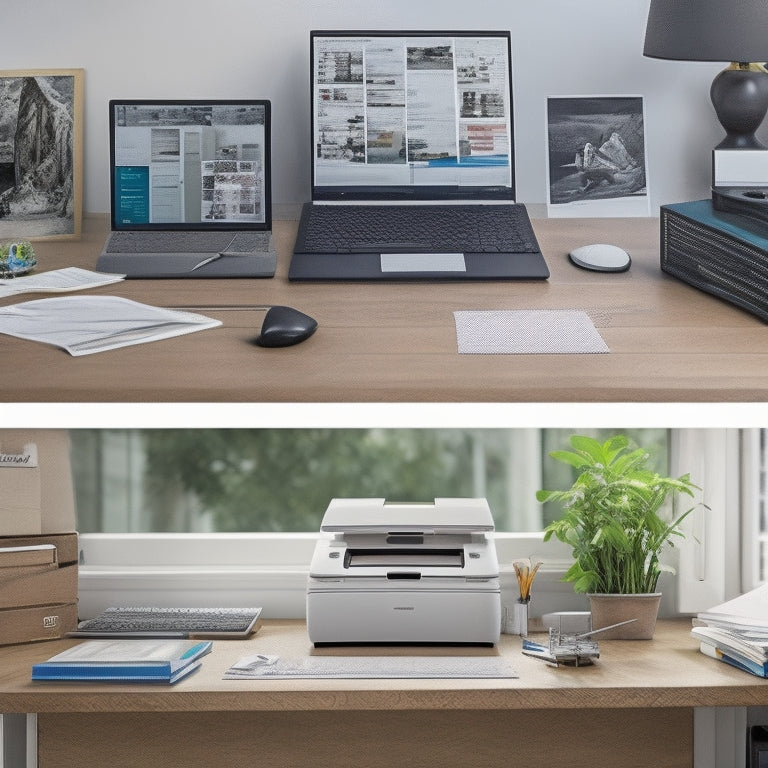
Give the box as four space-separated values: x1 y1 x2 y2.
454 309 609 354
223 654 518 679
697 583 768 631
0 267 125 297
0 295 222 356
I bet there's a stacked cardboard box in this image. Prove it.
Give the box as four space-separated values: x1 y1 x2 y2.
0 430 78 644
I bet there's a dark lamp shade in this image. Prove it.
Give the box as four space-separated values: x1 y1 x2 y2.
644 0 768 63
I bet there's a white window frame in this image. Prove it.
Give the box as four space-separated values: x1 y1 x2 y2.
672 428 743 613
740 428 764 591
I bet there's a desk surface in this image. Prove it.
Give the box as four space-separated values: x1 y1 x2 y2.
2 215 768 402
1 620 766 714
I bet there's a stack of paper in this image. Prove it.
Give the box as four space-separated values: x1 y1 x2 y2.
693 584 768 678
0 295 221 355
31 638 212 684
0 267 125 298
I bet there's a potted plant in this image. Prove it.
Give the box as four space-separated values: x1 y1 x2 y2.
537 434 699 639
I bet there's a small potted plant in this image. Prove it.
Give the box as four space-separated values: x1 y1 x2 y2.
0 241 36 276
537 433 699 639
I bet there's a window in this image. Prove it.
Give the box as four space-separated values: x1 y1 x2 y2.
756 430 768 584
70 427 669 534
741 428 768 590
68 427 676 619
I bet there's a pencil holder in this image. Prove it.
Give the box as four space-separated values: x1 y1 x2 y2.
514 599 529 636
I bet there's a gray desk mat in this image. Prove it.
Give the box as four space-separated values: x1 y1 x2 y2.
224 654 518 679
454 309 609 354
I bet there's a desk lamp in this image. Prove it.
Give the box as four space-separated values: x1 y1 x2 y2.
643 0 768 150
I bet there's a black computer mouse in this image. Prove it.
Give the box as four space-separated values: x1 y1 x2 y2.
254 305 318 347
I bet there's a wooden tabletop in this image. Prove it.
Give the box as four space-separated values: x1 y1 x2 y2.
2 214 768 402
1 620 767 714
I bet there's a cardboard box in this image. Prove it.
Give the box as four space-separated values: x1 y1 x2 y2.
0 603 78 645
0 533 79 565
0 562 78 610
0 533 80 566
0 532 79 644
0 430 75 536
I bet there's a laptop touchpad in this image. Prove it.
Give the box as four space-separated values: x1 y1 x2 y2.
380 253 466 273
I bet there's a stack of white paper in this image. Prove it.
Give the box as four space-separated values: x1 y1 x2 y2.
0 295 222 356
0 267 125 298
697 583 768 631
693 584 768 677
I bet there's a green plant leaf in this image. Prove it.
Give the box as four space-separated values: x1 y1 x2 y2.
547 449 591 470
538 432 703 595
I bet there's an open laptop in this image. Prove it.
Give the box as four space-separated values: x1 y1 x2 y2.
289 30 548 281
97 99 276 278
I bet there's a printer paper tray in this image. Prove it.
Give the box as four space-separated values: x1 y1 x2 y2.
306 588 500 645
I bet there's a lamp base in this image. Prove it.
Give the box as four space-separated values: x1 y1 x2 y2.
710 65 768 150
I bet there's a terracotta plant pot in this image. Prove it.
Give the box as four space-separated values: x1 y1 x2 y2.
587 593 662 639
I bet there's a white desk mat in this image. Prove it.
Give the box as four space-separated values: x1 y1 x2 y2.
454 309 609 354
224 654 518 679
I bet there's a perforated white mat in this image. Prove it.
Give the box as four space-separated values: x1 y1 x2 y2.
454 309 609 354
224 654 518 680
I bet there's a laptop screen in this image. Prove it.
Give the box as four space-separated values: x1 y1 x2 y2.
109 100 271 231
310 31 515 202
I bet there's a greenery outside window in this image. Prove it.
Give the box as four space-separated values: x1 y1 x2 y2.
70 428 669 534
68 427 679 620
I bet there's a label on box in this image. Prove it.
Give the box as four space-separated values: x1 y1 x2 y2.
0 443 38 468
0 602 78 645
0 442 42 536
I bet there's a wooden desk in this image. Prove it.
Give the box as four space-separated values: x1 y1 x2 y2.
3 215 768 402
1 620 767 767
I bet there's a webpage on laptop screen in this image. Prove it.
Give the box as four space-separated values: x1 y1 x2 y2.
312 34 514 192
112 103 268 227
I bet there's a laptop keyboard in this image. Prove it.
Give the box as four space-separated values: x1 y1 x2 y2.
299 204 540 254
106 231 271 254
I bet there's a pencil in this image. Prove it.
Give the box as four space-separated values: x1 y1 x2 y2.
513 558 542 601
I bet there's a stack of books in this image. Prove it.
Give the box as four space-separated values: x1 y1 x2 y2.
692 584 768 678
31 638 212 684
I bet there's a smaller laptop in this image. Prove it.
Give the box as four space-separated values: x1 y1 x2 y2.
98 99 276 278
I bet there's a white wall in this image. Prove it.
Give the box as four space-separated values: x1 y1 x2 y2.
2 0 749 218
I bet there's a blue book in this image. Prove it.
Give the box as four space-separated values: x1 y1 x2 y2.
694 627 768 679
32 638 212 683
707 646 768 678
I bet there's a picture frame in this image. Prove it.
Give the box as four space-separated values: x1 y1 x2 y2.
0 68 84 241
545 95 650 218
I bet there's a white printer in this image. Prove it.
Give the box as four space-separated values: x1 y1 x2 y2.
306 498 501 645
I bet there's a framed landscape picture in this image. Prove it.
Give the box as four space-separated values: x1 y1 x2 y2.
0 69 84 240
546 95 650 218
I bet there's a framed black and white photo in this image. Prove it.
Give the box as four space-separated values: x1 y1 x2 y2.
0 69 83 240
546 95 649 217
